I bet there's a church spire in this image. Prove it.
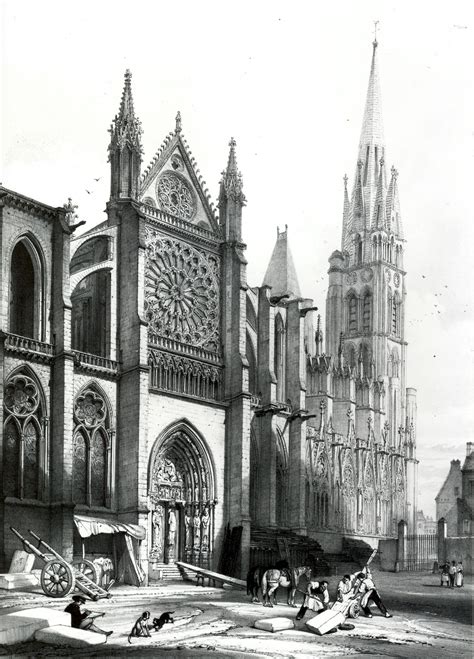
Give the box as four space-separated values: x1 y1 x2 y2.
341 174 350 251
108 69 143 201
354 38 386 232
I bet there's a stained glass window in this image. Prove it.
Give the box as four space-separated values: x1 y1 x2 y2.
3 371 44 500
73 387 110 508
73 432 87 505
23 421 39 499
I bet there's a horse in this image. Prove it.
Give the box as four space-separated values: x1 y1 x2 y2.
261 565 312 607
247 560 289 604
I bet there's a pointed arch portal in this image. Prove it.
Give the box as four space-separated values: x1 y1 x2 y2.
148 423 216 568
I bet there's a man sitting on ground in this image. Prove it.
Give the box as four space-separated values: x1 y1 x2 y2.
64 595 113 637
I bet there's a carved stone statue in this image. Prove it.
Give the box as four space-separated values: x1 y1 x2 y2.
152 508 163 550
193 509 201 547
168 509 177 548
201 507 210 549
185 509 192 549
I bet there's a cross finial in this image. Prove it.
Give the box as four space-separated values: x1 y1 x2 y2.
373 20 379 45
343 173 348 188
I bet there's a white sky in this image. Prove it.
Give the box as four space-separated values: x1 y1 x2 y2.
1 0 473 518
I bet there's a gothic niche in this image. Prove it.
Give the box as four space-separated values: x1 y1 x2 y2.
144 229 220 353
148 430 215 569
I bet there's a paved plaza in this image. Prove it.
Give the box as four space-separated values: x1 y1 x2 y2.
0 571 472 657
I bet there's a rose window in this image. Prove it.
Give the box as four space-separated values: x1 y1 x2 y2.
156 171 196 221
4 375 40 417
74 389 107 428
145 231 220 352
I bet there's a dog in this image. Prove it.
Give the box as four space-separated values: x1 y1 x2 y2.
152 611 175 631
128 611 151 643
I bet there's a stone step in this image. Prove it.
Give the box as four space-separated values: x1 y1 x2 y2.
0 573 40 591
35 625 107 648
0 607 71 645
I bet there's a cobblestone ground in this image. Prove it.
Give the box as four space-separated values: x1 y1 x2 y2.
0 571 472 658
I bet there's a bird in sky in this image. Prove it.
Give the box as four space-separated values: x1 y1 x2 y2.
94 177 102 182
85 189 92 194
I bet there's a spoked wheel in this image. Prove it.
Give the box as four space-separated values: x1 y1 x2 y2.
348 601 361 619
72 559 98 585
41 560 75 598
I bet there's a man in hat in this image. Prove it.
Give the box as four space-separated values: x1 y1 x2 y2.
64 595 113 636
353 569 392 618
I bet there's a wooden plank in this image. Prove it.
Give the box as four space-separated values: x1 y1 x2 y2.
175 561 246 589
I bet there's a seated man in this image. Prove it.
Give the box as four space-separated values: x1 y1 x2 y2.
353 569 392 619
296 578 329 620
64 595 113 636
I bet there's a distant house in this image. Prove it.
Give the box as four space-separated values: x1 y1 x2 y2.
416 510 436 535
436 443 474 536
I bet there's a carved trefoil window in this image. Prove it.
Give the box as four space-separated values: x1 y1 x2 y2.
73 387 112 508
144 229 220 353
3 371 48 500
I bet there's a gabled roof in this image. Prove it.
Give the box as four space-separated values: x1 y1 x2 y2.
139 113 220 235
262 226 301 299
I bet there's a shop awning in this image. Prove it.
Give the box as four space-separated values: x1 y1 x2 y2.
74 514 146 540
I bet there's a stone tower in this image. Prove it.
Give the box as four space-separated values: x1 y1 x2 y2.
325 38 418 531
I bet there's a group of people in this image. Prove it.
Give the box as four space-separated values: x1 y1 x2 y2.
440 560 464 588
296 567 392 621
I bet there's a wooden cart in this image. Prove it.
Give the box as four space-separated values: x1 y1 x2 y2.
10 527 112 600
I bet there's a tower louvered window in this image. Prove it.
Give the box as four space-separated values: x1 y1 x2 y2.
348 295 358 332
362 292 372 332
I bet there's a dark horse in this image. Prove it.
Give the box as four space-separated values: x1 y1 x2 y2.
247 560 289 604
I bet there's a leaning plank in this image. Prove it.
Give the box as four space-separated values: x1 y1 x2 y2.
175 561 246 589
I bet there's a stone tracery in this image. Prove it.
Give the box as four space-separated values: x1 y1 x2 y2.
156 171 196 221
144 229 220 353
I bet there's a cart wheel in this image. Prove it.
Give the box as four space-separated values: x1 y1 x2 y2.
41 560 75 598
348 601 361 619
72 559 98 585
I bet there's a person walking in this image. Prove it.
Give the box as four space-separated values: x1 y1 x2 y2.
64 595 113 637
353 569 392 618
296 579 329 620
448 561 457 588
455 561 464 588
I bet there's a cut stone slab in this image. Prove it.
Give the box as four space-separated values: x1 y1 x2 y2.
0 607 70 645
0 572 39 591
35 625 107 648
9 550 36 573
254 617 295 632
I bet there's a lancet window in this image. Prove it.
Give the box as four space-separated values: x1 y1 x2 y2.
9 238 45 340
362 290 372 333
72 387 111 508
274 314 286 402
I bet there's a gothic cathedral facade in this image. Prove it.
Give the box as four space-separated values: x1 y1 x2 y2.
0 40 417 580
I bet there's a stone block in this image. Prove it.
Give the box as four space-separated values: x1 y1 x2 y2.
0 607 70 645
0 573 39 591
8 550 35 573
35 625 107 647
254 617 295 632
